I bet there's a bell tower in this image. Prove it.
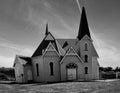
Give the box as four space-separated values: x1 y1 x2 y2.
77 6 99 80
77 6 92 60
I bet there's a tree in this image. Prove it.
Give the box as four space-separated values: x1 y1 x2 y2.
99 66 113 72
105 67 113 72
114 67 120 72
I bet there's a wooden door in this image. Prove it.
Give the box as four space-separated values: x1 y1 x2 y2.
67 68 76 80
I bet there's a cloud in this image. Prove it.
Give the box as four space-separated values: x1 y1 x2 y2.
0 56 14 67
22 5 47 35
43 1 52 9
51 29 72 38
0 38 34 56
0 38 34 67
21 47 34 56
50 14 77 38
53 14 73 31
92 32 120 68
98 42 120 68
76 0 82 13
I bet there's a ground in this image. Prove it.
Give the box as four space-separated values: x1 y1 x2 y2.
0 80 120 93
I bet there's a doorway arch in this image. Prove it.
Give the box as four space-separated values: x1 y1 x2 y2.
66 63 77 80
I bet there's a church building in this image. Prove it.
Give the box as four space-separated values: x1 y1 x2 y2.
13 7 99 83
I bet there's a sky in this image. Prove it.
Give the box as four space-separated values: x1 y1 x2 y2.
0 0 120 68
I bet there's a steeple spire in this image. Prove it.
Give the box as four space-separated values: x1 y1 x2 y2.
77 7 91 40
45 23 49 36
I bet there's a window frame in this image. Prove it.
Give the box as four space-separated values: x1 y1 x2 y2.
85 43 88 51
36 63 39 76
84 55 88 62
50 62 54 76
85 67 88 74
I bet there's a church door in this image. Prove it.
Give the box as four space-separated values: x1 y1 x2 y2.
66 63 77 80
27 70 33 82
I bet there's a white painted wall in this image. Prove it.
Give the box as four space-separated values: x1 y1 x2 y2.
92 57 99 79
43 51 60 82
76 35 99 80
14 63 24 83
32 56 44 82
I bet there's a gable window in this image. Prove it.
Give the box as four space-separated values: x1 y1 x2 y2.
50 62 54 76
84 55 88 62
36 63 39 76
85 67 88 74
85 43 88 51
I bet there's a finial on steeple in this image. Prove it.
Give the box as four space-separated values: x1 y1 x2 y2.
45 23 49 36
77 7 91 40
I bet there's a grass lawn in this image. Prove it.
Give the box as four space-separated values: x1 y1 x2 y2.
0 79 120 93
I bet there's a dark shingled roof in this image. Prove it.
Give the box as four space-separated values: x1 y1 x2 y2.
77 7 91 40
62 41 68 48
32 32 58 57
19 56 32 65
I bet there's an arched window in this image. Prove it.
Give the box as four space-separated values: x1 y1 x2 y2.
85 67 88 74
84 55 88 62
50 62 54 76
36 63 39 76
85 43 88 51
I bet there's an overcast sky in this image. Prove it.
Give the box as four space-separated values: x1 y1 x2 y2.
0 0 120 68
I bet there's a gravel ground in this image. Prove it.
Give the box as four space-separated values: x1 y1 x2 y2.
0 79 120 93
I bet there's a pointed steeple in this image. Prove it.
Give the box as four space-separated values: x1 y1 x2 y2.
77 7 91 40
45 23 49 36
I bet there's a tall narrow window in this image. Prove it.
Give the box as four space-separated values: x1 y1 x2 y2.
85 43 88 51
36 63 39 76
50 62 54 76
85 67 88 74
85 55 88 62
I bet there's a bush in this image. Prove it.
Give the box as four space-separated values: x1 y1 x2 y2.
101 72 116 79
0 67 15 78
0 73 9 80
